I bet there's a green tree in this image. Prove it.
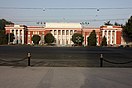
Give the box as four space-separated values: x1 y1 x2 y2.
44 33 55 44
31 35 41 45
6 33 15 44
104 21 113 26
0 19 14 30
101 36 107 46
114 22 122 26
87 30 97 46
71 33 84 45
0 19 14 45
123 16 132 41
0 30 7 44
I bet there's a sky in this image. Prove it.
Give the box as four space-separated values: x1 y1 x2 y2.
0 0 132 27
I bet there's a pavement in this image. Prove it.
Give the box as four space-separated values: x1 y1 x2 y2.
0 66 132 88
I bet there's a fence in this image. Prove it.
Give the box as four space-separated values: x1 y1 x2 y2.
0 53 132 67
0 52 31 66
100 54 132 67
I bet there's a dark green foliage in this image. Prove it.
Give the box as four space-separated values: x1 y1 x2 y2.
0 30 7 44
6 33 15 43
123 16 132 40
101 36 107 46
0 19 14 45
114 22 122 26
0 19 14 30
44 33 55 44
71 33 84 45
31 35 41 45
87 30 97 46
104 21 113 26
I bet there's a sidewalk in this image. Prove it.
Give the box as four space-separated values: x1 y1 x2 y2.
0 66 132 88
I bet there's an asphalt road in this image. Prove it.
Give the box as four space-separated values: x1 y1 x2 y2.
0 45 132 67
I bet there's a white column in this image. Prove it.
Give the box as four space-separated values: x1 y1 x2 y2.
18 29 21 44
68 30 71 44
52 30 54 36
102 30 105 37
114 30 117 44
65 30 66 45
56 30 58 45
59 30 62 45
22 29 24 44
106 30 109 44
110 30 113 44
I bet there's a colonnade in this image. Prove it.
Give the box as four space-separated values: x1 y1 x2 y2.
51 30 76 45
10 29 25 44
102 30 117 45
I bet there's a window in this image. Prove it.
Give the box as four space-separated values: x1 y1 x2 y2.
12 30 14 33
66 30 69 35
28 32 30 35
54 30 57 35
62 30 65 35
66 40 68 44
58 30 61 35
70 30 73 35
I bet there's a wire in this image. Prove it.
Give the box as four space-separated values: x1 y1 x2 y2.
0 7 132 10
11 18 127 23
0 7 43 10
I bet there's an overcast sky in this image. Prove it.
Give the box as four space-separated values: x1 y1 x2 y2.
0 0 132 27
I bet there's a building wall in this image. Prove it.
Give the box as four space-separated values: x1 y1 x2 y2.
116 31 121 45
5 25 27 44
100 26 122 46
5 23 123 46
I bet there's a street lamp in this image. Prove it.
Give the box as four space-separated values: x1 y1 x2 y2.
80 22 89 35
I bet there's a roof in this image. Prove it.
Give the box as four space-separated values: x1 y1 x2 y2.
45 23 82 28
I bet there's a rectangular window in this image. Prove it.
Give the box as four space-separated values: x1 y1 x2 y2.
62 30 65 35
58 30 61 35
54 30 57 35
66 30 69 35
70 30 73 35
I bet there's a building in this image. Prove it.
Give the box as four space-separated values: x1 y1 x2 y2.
5 23 123 46
5 24 27 44
100 26 123 46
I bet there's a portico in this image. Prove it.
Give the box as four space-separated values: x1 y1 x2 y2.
5 25 26 44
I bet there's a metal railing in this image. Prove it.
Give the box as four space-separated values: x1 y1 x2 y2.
0 52 31 66
100 54 132 67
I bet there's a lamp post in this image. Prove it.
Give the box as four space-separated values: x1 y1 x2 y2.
80 22 89 35
80 22 89 45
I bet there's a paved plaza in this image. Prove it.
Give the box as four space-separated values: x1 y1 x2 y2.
0 46 132 88
0 66 132 88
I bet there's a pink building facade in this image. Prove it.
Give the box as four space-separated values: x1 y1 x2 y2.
5 23 123 46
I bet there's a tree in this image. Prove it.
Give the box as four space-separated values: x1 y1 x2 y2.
87 30 97 46
6 33 15 44
114 22 122 26
31 35 41 45
44 33 55 44
104 21 113 26
0 19 14 30
123 16 132 41
0 30 7 44
101 36 107 46
71 33 84 45
0 19 14 45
